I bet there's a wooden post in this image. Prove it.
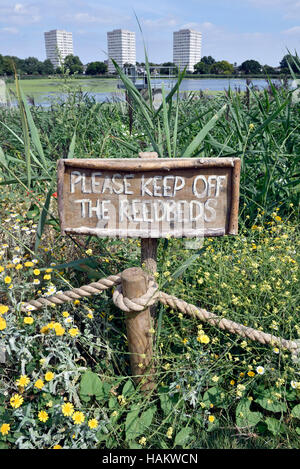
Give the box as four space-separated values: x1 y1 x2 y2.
121 267 155 391
139 152 158 321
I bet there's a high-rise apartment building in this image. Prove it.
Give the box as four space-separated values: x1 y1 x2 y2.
44 29 74 68
173 29 202 73
107 29 136 73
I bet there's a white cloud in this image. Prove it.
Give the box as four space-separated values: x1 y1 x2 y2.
0 2 40 25
142 16 178 29
282 26 300 34
1 27 19 34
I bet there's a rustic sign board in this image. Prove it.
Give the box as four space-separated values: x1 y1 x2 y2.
57 158 241 238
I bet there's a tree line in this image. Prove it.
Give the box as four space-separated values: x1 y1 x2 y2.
0 54 108 76
193 55 299 75
0 53 298 77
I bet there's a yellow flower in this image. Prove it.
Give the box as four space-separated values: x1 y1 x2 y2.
68 327 79 337
212 375 219 383
10 393 24 408
43 274 51 280
40 325 50 334
0 423 10 436
24 317 34 325
208 415 215 423
61 402 74 417
198 334 210 344
72 411 85 425
85 249 93 255
45 372 54 382
62 311 69 318
0 317 6 330
33 269 40 276
16 375 30 387
139 437 147 446
88 418 98 429
4 276 11 284
24 261 34 267
15 264 23 270
34 379 44 390
0 305 9 315
38 410 49 423
166 427 173 439
73 300 80 305
247 371 255 377
53 445 62 449
53 323 65 336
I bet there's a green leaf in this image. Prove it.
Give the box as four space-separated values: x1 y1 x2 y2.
18 84 48 169
202 386 225 408
182 104 227 157
207 417 219 432
265 417 285 435
125 408 140 441
255 389 287 413
34 182 54 253
159 389 178 416
291 404 300 418
236 399 262 428
139 406 156 431
79 370 104 402
122 379 135 397
174 426 192 447
67 131 76 158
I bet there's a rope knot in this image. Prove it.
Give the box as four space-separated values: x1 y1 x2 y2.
112 277 159 313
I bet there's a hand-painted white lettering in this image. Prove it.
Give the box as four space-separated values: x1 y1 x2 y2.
119 199 132 222
124 174 134 195
192 175 207 198
102 176 113 194
173 176 185 195
216 175 226 197
70 171 82 193
204 198 217 222
189 200 204 221
153 176 163 197
131 200 143 222
74 199 89 218
91 172 102 193
163 176 174 197
112 173 124 194
142 201 154 222
141 175 153 196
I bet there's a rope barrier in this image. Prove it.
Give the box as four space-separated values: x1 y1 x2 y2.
21 270 300 355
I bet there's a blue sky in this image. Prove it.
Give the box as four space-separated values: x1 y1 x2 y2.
0 0 300 66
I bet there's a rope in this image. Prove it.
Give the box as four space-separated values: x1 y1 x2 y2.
21 270 299 355
21 273 121 311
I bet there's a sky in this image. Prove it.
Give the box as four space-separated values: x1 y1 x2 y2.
0 0 300 66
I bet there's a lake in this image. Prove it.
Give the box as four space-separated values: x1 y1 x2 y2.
4 77 289 107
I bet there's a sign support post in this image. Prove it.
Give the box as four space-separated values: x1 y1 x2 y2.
139 151 158 321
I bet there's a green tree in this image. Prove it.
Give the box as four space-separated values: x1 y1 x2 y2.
41 59 55 75
210 60 234 75
280 54 299 73
194 61 210 74
239 59 262 75
159 62 177 75
200 55 216 65
63 55 84 75
85 61 107 75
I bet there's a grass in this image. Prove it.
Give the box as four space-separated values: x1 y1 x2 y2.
0 65 299 449
6 77 119 105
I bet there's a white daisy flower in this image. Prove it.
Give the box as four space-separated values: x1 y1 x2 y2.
256 366 265 375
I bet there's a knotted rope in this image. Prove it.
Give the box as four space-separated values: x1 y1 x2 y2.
21 270 299 355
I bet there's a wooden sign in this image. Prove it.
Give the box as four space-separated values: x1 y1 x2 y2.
57 158 241 238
